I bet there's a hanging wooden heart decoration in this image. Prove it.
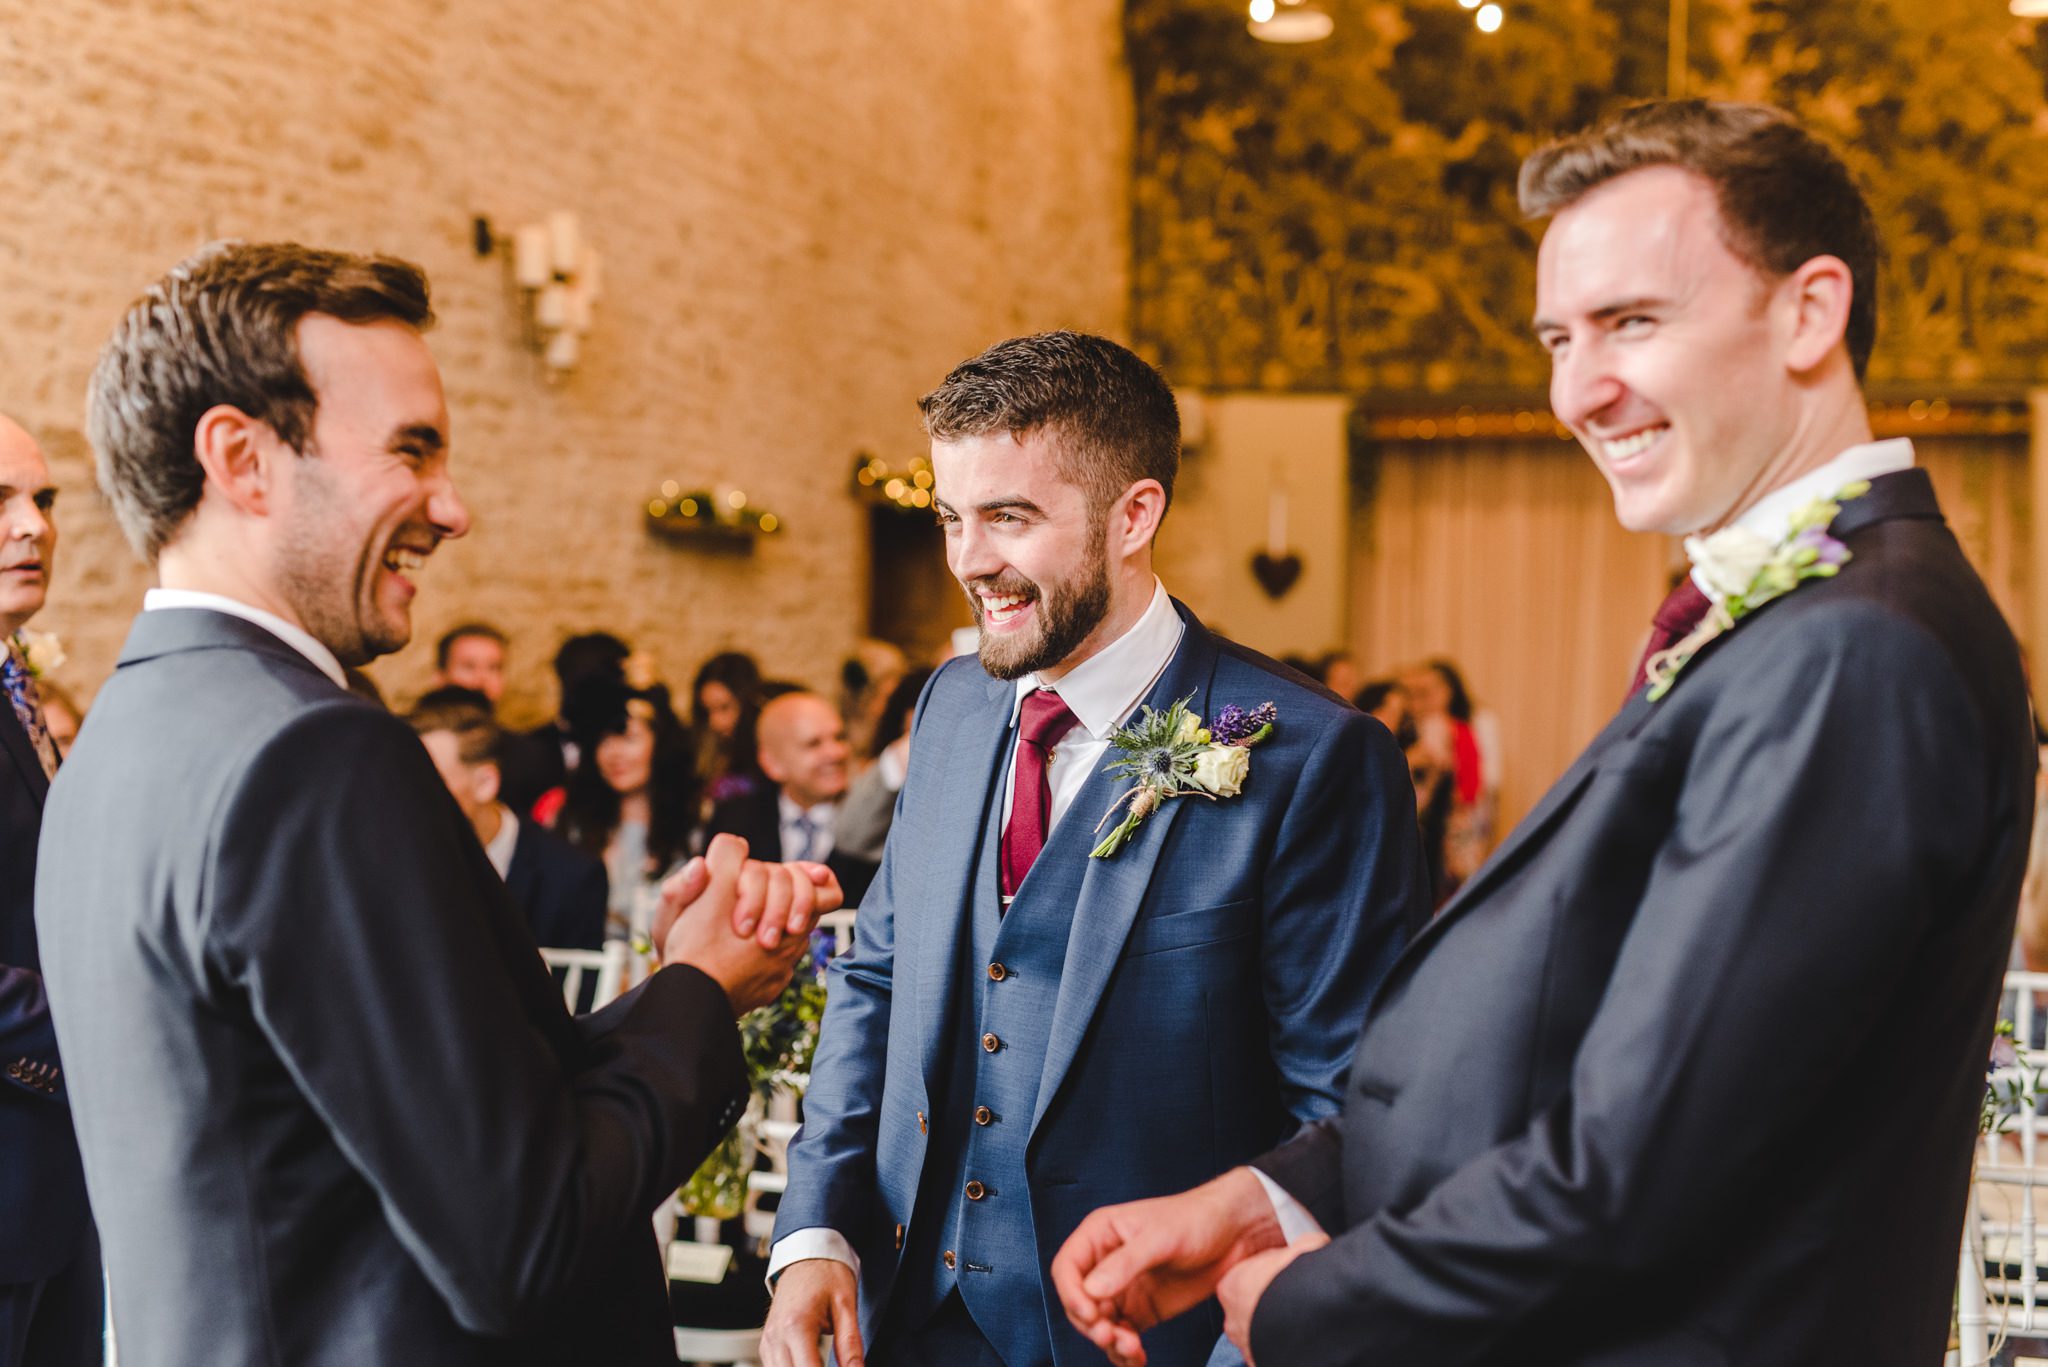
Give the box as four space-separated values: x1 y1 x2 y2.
1251 551 1302 599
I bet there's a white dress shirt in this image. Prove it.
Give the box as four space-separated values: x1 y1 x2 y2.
766 580 1185 1285
483 805 519 880
778 792 839 864
1687 438 1916 601
142 588 349 690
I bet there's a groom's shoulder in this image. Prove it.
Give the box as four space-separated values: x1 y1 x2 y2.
1205 631 1357 729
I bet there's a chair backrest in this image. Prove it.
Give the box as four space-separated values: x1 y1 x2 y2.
538 940 633 1014
818 907 856 955
1958 968 2048 1365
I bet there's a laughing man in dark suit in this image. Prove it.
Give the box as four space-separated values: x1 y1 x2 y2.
1055 100 2038 1367
0 414 97 1367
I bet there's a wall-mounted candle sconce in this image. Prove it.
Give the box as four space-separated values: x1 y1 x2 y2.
473 212 602 379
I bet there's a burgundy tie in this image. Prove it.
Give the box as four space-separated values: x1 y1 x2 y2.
1001 689 1081 901
1630 575 1714 697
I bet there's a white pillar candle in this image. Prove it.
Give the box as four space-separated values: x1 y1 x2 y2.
513 225 550 288
547 210 580 276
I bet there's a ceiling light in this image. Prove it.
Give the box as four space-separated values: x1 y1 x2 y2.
2012 0 2048 16
1458 0 1483 8
1477 3 1504 32
1249 0 1276 21
1249 1 1334 43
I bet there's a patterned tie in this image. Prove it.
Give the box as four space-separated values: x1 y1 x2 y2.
1 643 58 779
789 810 819 862
1630 575 1714 698
1000 688 1081 902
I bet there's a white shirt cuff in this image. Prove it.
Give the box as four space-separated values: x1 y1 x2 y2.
1251 1167 1325 1244
766 1228 862 1289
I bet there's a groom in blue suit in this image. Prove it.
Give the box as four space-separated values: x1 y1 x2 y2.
761 333 1428 1367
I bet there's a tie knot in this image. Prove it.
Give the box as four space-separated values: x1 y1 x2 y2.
1653 576 1714 636
1019 688 1079 751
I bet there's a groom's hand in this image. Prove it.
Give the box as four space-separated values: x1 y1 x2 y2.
760 1257 863 1367
655 836 843 952
658 835 822 1015
1050 1167 1286 1367
1217 1231 1327 1365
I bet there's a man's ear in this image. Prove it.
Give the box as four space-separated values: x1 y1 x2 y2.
1780 254 1854 375
758 746 789 785
191 404 283 518
1108 479 1168 563
474 761 502 808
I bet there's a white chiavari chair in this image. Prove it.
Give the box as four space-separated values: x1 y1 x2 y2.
537 939 633 1013
1957 969 2048 1366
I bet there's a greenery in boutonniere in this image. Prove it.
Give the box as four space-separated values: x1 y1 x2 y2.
1091 696 1275 859
1644 480 1871 702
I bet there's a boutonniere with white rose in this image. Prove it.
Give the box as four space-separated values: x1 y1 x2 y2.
13 630 64 679
1644 479 1870 701
1090 697 1276 859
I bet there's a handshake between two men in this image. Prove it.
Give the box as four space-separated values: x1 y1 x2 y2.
657 830 844 1018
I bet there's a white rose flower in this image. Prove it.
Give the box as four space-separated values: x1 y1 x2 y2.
1682 526 1775 601
1189 743 1250 797
18 630 64 678
1175 711 1204 745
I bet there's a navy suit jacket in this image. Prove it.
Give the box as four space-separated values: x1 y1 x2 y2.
777 603 1429 1364
1250 470 2039 1366
505 816 608 951
0 690 89 1286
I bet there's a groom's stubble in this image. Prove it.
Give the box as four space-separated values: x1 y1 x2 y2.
966 519 1111 681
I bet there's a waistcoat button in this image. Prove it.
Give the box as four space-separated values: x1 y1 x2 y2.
943 1250 957 1270
965 1180 987 1201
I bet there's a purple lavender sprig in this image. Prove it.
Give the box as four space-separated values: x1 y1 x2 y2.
1209 701 1277 746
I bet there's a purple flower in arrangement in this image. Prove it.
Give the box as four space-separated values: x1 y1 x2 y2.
1209 701 1277 745
1792 526 1850 567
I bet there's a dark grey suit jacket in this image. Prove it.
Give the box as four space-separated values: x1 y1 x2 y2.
36 609 748 1365
1251 470 2038 1366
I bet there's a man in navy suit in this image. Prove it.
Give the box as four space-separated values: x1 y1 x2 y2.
760 332 1429 1367
407 685 608 951
0 413 98 1367
1052 102 2037 1367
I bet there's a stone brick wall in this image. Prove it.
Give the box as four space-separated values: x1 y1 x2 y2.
0 0 1131 723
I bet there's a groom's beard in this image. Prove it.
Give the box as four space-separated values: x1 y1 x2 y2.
965 554 1110 682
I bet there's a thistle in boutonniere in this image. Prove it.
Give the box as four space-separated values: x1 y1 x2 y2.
1644 480 1870 702
1090 696 1276 859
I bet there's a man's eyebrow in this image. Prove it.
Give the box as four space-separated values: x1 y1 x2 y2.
974 497 1045 517
390 423 446 450
1533 295 1670 332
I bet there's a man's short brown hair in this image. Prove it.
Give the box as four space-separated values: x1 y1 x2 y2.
918 331 1181 517
88 241 434 564
1519 100 1881 379
404 686 499 767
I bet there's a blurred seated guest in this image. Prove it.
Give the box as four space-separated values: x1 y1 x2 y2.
556 674 698 944
1352 678 1409 743
431 622 507 706
690 650 765 806
1320 650 1364 703
405 686 607 952
1404 657 1499 897
839 637 908 759
837 665 933 866
38 679 82 759
706 691 877 907
500 630 629 818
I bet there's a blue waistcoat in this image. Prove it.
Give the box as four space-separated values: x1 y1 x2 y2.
896 752 1079 1361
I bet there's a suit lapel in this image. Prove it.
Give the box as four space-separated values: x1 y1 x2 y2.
1030 608 1219 1137
915 670 1017 1092
0 698 48 806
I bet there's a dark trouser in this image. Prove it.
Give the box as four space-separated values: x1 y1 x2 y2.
0 1227 103 1367
868 1290 1019 1367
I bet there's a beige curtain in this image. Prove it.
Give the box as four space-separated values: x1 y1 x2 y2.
1349 434 2028 835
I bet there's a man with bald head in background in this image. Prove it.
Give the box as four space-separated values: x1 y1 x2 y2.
0 415 98 1367
708 690 880 906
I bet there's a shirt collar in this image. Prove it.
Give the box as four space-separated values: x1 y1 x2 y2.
484 805 519 879
779 792 837 829
1009 579 1185 740
1688 438 1916 598
142 588 350 690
